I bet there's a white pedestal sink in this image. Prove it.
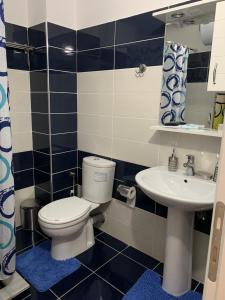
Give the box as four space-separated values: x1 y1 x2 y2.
135 166 216 297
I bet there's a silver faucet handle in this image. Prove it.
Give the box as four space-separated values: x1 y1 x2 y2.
186 154 195 163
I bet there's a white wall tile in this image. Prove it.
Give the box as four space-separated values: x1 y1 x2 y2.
113 117 157 143
8 69 31 92
28 0 46 27
75 0 188 29
15 186 35 227
10 92 31 113
4 0 28 27
11 112 32 134
78 132 113 157
114 92 160 119
12 132 33 153
78 93 113 116
78 114 112 137
114 66 163 93
112 138 159 167
78 71 114 94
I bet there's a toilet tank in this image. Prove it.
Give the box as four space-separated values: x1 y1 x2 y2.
82 156 116 204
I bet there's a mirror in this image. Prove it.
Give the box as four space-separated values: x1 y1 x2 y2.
161 9 216 128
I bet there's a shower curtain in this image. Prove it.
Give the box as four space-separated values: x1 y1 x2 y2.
160 43 189 125
0 0 15 281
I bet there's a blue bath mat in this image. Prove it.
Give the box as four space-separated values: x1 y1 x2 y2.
123 270 202 300
16 240 81 292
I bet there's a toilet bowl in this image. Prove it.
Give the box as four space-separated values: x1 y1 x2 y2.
38 156 116 260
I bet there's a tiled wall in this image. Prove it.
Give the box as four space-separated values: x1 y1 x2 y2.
5 23 35 226
29 22 77 203
76 11 221 281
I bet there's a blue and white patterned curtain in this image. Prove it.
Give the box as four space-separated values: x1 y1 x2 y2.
160 43 189 125
0 0 16 281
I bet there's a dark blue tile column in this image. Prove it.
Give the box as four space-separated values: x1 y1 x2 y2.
29 22 77 203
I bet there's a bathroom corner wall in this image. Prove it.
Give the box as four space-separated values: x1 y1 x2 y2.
4 2 35 227
29 22 77 203
76 8 221 282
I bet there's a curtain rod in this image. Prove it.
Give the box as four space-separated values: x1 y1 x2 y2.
6 42 34 52
166 40 197 53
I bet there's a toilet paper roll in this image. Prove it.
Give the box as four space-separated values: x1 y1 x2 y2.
200 22 214 46
117 185 136 200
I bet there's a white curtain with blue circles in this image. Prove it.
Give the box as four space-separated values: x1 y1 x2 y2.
0 0 16 281
160 43 189 125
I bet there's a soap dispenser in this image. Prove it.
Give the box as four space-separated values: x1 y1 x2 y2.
168 148 178 172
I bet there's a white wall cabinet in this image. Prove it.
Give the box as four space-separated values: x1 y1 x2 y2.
208 1 225 92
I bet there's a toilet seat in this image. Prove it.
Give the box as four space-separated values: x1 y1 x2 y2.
38 196 91 226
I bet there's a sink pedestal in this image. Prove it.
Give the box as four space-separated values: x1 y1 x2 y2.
162 207 194 297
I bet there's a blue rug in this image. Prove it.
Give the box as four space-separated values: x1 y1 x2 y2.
123 270 202 300
16 240 81 292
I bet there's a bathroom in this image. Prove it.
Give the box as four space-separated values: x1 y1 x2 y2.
1 0 225 299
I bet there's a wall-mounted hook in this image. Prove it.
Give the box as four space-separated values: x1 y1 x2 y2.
135 64 147 77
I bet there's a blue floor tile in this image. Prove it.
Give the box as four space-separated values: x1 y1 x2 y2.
51 265 91 297
61 274 123 300
97 233 127 251
16 229 45 252
76 240 117 271
94 227 103 236
122 246 160 269
12 288 57 300
12 288 31 300
196 283 204 294
96 254 146 294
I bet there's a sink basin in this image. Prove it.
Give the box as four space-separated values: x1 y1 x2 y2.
135 166 216 297
135 166 215 211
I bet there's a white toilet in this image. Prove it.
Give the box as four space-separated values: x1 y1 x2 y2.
38 156 115 260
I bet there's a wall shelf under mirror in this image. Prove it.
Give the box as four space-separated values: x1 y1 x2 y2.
151 125 222 138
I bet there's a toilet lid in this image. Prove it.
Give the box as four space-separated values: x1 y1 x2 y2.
39 197 91 224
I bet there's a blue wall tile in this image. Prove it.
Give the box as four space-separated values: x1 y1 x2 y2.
6 49 29 70
52 150 77 173
33 151 50 173
31 92 48 113
116 13 165 45
53 168 76 192
48 22 76 50
28 23 46 48
30 70 48 92
156 203 168 218
50 93 77 114
5 23 28 44
115 38 164 69
49 47 76 72
77 47 114 72
135 187 156 214
49 71 76 93
14 169 34 190
35 187 51 206
51 132 77 154
34 169 51 192
53 187 73 201
29 47 47 70
32 113 49 134
194 210 212 235
114 159 147 184
32 133 50 154
188 52 211 69
187 68 209 83
50 113 77 134
77 22 115 51
13 151 33 172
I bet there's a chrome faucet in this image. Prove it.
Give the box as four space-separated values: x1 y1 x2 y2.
183 155 195 176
